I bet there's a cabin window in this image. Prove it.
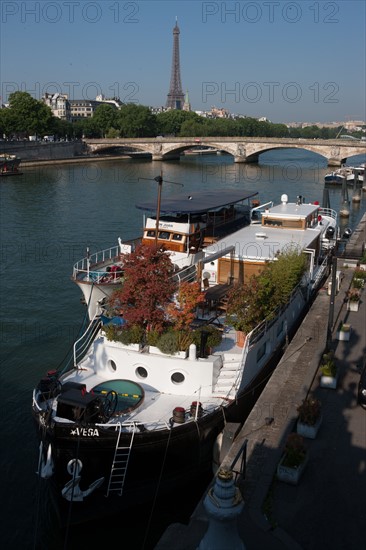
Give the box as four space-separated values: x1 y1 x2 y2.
136 366 148 379
171 372 185 384
158 231 170 240
263 218 283 227
172 233 183 241
282 219 302 229
256 342 267 363
146 230 156 238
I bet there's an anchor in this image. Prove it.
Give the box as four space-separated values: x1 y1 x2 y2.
37 441 54 479
61 458 104 502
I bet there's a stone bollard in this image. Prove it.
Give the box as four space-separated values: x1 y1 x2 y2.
197 468 245 550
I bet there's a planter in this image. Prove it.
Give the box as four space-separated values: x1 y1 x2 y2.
277 452 308 485
320 371 338 389
297 415 322 439
236 331 246 348
336 326 351 341
148 346 188 358
105 338 142 351
347 300 359 312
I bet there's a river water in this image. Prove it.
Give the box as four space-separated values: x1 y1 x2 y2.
1 150 365 549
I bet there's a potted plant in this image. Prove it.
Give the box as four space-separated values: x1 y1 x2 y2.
277 433 308 485
192 325 222 355
296 397 322 438
320 351 338 389
226 280 263 347
359 253 366 271
347 288 361 311
336 321 352 341
103 323 144 350
352 268 366 286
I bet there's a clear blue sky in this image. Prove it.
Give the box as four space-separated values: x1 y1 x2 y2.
1 0 365 123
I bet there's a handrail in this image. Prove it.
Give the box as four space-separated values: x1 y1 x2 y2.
319 207 337 221
72 238 141 280
73 316 101 367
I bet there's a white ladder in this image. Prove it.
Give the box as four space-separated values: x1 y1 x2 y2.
106 424 136 497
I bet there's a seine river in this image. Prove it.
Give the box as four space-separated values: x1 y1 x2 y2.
1 150 365 549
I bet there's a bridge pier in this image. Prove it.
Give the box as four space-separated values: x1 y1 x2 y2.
234 155 259 164
327 158 343 167
152 154 163 161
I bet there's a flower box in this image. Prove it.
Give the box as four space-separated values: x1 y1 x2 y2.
297 414 322 439
320 371 338 389
277 451 309 485
336 324 351 341
296 398 322 438
148 346 188 358
105 339 142 351
347 300 359 312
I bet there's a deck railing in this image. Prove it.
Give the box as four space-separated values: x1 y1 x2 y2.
72 239 141 281
319 207 337 221
73 316 101 367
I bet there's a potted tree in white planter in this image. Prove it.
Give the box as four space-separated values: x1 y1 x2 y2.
347 288 361 312
296 397 322 439
277 433 308 485
320 351 338 389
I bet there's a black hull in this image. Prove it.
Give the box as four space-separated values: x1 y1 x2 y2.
34 408 225 525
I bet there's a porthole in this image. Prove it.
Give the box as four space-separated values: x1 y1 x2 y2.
171 372 185 384
136 366 148 379
108 360 117 372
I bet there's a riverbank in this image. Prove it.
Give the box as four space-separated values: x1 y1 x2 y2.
21 155 132 168
156 213 366 549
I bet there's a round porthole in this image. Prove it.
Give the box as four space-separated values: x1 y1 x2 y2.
108 360 117 372
171 372 185 384
136 366 148 379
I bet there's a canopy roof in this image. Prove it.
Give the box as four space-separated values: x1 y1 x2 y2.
135 189 258 215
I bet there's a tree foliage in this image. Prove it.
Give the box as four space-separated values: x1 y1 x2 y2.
1 91 53 137
110 244 177 331
167 281 204 331
227 249 307 333
118 104 157 137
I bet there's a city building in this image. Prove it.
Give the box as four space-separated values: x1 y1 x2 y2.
69 99 118 122
42 93 71 121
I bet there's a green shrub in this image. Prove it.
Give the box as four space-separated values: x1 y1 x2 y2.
192 325 222 349
157 330 180 355
321 352 337 377
119 325 144 345
146 329 161 346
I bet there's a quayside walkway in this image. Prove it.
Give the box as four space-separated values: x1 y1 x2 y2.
156 213 366 550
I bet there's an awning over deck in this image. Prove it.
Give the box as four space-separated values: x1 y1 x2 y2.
136 189 258 215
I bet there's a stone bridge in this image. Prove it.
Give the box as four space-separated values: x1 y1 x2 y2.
84 137 365 167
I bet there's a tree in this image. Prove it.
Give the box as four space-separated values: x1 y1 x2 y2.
93 104 118 137
118 104 157 137
156 110 200 136
227 249 307 333
110 244 177 331
7 91 53 137
167 282 204 331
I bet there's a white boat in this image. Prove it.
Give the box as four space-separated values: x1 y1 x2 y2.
324 165 364 185
72 189 259 319
32 193 337 524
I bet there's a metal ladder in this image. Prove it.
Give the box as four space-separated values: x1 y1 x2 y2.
106 424 136 497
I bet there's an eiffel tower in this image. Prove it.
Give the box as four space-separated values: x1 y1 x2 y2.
166 19 185 110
